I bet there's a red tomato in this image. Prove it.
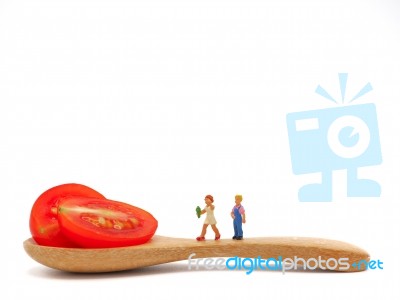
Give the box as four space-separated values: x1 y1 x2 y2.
29 183 105 247
58 196 158 248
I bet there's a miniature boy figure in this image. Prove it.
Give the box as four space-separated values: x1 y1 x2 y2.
196 195 221 241
231 194 245 240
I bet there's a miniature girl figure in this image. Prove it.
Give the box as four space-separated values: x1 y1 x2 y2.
231 194 246 240
196 195 221 241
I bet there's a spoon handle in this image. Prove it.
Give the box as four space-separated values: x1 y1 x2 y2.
137 236 369 272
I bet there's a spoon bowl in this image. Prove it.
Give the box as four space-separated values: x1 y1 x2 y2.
24 236 369 273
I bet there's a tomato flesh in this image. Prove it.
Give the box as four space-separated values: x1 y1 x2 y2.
58 196 158 248
29 184 105 247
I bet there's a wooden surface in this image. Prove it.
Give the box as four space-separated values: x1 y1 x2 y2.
24 235 370 273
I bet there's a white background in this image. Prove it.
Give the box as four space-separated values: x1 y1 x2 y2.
1 0 400 299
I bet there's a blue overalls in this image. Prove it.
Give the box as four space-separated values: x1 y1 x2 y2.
233 205 243 237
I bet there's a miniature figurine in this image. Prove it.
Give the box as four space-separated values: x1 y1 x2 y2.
231 194 246 240
196 195 221 241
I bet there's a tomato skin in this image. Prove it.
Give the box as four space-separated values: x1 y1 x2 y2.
29 184 105 247
58 197 158 248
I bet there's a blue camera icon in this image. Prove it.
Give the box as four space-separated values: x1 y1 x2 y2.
287 103 382 202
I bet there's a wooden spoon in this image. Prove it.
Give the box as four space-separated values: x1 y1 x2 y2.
24 236 369 273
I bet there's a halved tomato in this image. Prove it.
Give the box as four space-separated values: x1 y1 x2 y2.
29 183 105 247
58 196 158 248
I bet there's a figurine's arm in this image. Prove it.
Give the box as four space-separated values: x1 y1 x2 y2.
231 211 235 219
242 213 246 223
201 209 206 215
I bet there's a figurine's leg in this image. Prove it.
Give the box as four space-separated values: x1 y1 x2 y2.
211 224 220 237
211 225 220 240
233 220 238 238
200 224 208 237
298 171 332 202
347 168 381 197
237 221 243 238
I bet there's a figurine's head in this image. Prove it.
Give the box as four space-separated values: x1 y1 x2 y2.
205 195 214 205
235 194 243 205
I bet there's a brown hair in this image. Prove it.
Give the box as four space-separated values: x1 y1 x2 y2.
205 195 214 202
